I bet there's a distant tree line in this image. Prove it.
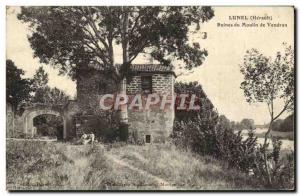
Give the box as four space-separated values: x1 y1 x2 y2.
271 113 294 132
218 115 255 131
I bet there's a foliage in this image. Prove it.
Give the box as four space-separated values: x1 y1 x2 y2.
30 66 69 137
240 118 255 130
97 126 128 143
31 67 70 105
218 115 231 130
240 44 294 111
271 119 284 132
172 81 219 152
32 66 48 90
230 118 255 131
172 81 294 189
253 139 294 189
271 113 294 132
173 116 294 189
18 6 214 81
279 113 294 132
33 114 63 138
33 86 70 105
240 44 294 185
74 110 128 142
173 115 258 171
6 60 33 113
174 81 217 122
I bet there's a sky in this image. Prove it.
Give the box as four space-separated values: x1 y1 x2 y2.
6 6 294 124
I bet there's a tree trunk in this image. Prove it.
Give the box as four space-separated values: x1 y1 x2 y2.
120 9 129 124
118 78 128 123
263 120 273 185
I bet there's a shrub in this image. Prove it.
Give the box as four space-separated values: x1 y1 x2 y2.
75 110 129 142
172 116 294 189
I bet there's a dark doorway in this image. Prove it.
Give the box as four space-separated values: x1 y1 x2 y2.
33 114 63 140
56 124 64 141
145 135 151 143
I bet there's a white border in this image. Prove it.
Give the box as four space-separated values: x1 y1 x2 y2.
1 0 299 196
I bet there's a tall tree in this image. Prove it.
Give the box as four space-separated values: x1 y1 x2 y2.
31 66 69 104
33 86 70 105
240 44 294 185
6 60 33 136
218 115 231 130
31 67 69 138
172 82 219 152
18 6 214 122
6 59 33 113
32 66 49 103
32 66 48 89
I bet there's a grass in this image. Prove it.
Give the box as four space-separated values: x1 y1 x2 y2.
7 140 264 191
107 143 263 190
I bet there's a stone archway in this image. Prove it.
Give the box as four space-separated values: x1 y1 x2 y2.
20 104 67 139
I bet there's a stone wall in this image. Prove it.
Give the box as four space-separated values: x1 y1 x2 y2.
127 74 174 95
76 69 175 143
6 103 14 138
128 109 174 143
126 73 175 143
63 100 80 139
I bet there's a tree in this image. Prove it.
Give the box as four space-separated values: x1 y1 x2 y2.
32 66 49 103
32 66 48 89
31 66 70 105
279 113 294 132
33 86 70 105
6 59 33 113
218 115 231 130
6 60 33 136
172 81 219 152
240 118 255 130
271 119 284 132
240 44 294 185
32 86 70 138
18 6 214 123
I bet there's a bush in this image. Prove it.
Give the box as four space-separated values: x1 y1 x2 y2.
172 81 294 189
98 124 129 143
75 110 129 142
172 116 294 189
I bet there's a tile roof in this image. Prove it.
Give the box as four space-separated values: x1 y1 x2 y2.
129 64 174 72
89 63 175 75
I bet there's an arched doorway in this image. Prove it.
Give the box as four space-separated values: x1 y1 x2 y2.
33 114 64 140
22 109 67 139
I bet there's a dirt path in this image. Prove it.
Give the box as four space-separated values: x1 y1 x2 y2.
96 144 176 190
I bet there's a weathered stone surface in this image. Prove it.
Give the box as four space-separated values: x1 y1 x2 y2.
10 102 79 139
9 65 175 143
76 66 175 143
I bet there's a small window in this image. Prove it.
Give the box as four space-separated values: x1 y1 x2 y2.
145 135 151 143
141 76 152 94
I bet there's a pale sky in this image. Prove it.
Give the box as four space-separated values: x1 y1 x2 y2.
6 6 294 124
